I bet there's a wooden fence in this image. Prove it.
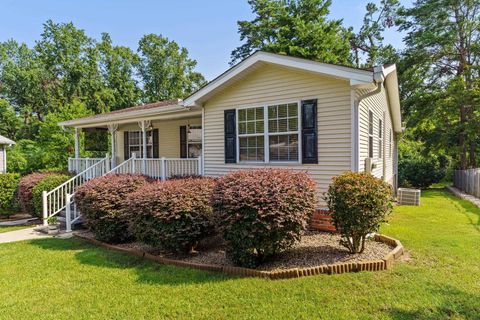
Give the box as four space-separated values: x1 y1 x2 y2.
453 169 480 198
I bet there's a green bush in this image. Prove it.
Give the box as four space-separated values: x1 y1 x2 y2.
17 172 57 215
325 172 393 254
212 169 317 268
399 158 445 189
0 173 20 218
127 178 216 253
31 174 72 217
75 174 150 243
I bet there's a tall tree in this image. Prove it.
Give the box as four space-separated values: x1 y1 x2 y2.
398 0 480 169
230 0 352 65
138 34 205 103
350 0 400 67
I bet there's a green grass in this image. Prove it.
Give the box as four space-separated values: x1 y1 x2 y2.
0 189 479 319
0 225 32 233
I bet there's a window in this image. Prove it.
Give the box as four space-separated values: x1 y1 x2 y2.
389 129 393 158
128 130 153 158
237 102 300 162
378 119 383 158
238 107 265 161
368 110 374 158
187 125 202 158
268 103 299 162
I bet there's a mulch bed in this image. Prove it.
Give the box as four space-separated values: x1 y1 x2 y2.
77 230 394 272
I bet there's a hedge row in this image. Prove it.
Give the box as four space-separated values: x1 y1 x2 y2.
75 170 318 268
0 173 20 218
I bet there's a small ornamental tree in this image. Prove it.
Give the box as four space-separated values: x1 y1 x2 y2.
75 174 150 243
127 177 216 253
325 172 393 254
212 169 317 268
0 173 20 218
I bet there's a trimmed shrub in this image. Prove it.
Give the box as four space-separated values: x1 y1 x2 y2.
31 174 72 217
212 169 317 268
127 178 216 253
324 172 393 254
17 172 56 215
0 173 20 218
75 174 150 243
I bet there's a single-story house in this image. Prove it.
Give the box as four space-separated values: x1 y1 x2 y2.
59 51 402 207
0 135 15 174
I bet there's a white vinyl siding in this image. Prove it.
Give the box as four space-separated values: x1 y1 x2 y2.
203 64 352 206
357 85 395 184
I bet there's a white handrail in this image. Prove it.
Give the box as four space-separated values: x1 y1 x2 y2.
68 157 108 174
42 156 110 226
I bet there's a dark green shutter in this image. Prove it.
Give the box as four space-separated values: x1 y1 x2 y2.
152 129 159 158
301 99 318 164
224 109 236 163
123 131 129 160
180 126 187 158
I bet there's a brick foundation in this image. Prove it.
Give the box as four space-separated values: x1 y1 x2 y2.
310 208 336 232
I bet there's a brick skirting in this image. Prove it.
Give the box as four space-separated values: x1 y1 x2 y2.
310 208 336 232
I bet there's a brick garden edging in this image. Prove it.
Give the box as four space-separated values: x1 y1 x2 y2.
74 233 404 280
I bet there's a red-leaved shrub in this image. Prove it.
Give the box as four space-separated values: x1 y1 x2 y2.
17 172 57 215
75 174 150 243
212 169 317 268
127 177 216 252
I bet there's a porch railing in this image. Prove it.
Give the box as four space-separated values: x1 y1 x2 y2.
42 156 111 226
107 155 202 180
68 157 109 174
453 169 480 198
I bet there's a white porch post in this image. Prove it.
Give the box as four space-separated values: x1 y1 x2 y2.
138 120 151 174
108 124 118 168
201 106 205 176
74 127 80 159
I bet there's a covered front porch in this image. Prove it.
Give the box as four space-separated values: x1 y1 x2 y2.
61 100 204 180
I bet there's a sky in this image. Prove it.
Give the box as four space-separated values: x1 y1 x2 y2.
0 0 412 81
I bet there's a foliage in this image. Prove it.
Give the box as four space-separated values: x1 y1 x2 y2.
74 174 150 243
230 0 352 65
127 178 216 253
212 169 317 268
31 174 71 217
0 173 20 217
138 34 206 103
349 0 400 67
325 172 392 254
0 20 204 174
17 172 56 214
397 0 480 169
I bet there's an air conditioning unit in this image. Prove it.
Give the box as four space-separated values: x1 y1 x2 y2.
364 158 376 174
397 188 421 206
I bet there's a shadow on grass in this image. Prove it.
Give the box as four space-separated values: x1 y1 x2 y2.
30 237 233 286
423 188 480 232
387 284 480 320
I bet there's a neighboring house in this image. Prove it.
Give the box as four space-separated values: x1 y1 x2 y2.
0 135 15 174
59 51 402 206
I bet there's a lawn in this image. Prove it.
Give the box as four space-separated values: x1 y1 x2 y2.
0 188 478 319
0 225 32 233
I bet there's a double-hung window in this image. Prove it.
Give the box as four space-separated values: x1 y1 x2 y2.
237 102 300 163
378 118 383 158
187 125 202 158
128 130 153 158
368 110 374 158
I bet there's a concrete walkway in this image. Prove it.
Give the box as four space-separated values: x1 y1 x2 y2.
0 227 71 244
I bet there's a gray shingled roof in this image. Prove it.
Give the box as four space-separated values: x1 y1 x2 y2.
0 135 15 145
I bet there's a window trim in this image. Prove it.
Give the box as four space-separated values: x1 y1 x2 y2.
378 118 383 159
235 101 302 164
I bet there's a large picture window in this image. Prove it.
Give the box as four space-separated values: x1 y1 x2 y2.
237 102 300 163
